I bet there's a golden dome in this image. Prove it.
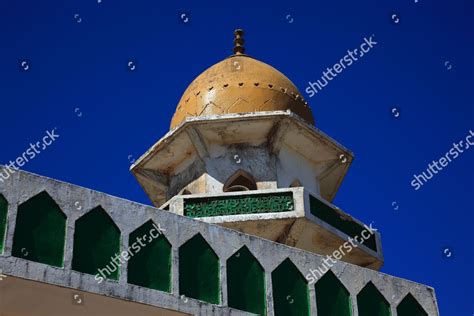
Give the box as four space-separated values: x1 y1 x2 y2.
170 30 314 129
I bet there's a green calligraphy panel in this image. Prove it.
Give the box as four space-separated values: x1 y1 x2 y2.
184 192 294 218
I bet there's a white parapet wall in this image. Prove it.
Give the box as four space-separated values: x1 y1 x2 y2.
0 168 439 316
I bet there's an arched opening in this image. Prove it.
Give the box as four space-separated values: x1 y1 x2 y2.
223 170 257 192
357 282 390 316
72 206 121 280
397 293 427 316
0 195 8 253
181 189 192 195
271 258 310 316
315 270 352 316
227 246 266 315
179 234 220 304
289 179 302 188
128 220 171 292
11 191 66 267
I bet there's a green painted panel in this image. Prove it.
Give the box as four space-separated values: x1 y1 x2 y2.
11 192 66 267
0 195 7 253
397 293 428 316
309 195 377 252
179 234 220 304
315 270 352 316
227 247 266 315
271 258 310 316
184 192 294 218
127 220 171 292
357 282 391 316
72 207 121 280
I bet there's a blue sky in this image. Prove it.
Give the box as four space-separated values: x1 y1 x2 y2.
0 0 472 315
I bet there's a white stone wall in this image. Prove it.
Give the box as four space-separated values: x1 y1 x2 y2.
276 145 321 194
0 168 440 316
170 143 322 197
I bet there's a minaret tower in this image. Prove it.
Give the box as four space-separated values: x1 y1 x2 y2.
131 30 383 270
0 29 437 316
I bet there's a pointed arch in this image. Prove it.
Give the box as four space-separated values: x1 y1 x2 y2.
357 282 390 316
227 246 266 315
271 258 310 316
128 220 171 292
179 234 220 304
11 191 66 267
315 270 352 316
181 189 192 195
397 293 427 316
72 206 121 280
289 179 302 188
223 169 257 192
0 194 8 253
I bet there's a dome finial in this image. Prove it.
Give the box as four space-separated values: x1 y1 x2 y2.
233 29 245 55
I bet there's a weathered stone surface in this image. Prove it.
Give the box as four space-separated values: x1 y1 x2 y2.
131 111 352 206
0 168 439 315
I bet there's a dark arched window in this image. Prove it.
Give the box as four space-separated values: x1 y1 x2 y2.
128 220 171 292
227 246 266 315
179 234 220 304
181 189 192 195
72 206 121 280
272 258 310 316
12 191 66 267
289 179 302 188
315 270 352 315
223 170 257 192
